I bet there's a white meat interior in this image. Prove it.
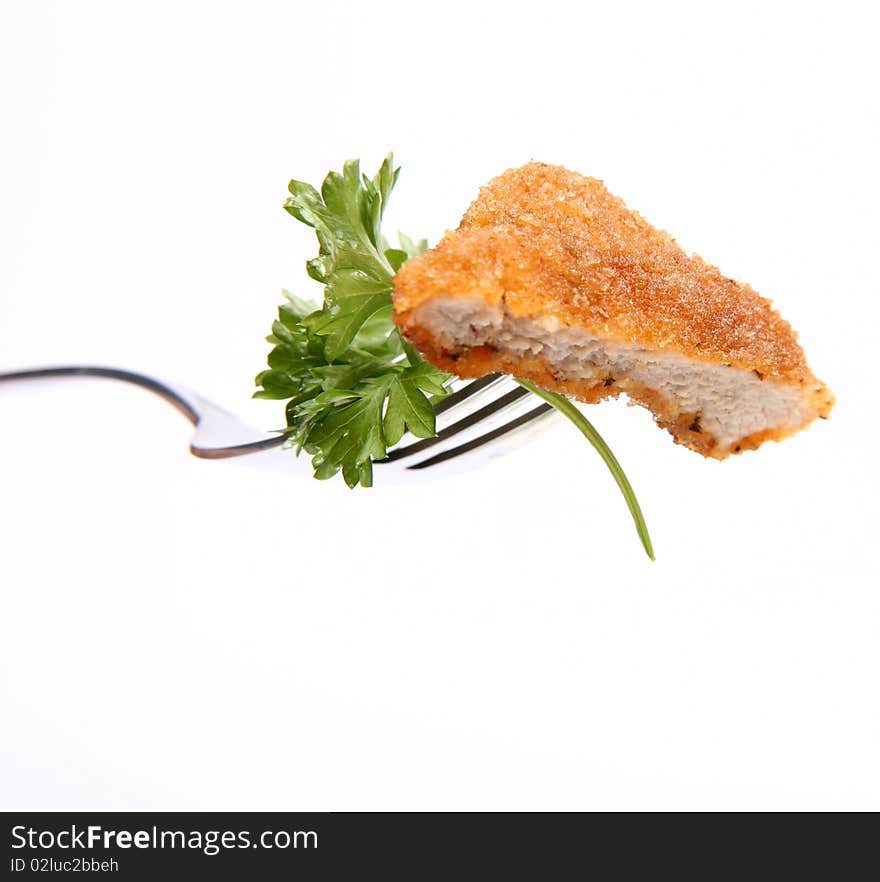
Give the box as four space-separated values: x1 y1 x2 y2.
414 297 811 448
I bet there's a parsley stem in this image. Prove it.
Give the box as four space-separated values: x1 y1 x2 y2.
515 379 655 560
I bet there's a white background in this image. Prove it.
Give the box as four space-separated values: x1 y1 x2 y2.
2 0 878 810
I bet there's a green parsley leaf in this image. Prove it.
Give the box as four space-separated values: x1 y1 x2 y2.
256 156 452 488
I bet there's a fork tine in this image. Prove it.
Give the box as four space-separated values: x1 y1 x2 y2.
380 385 531 463
406 403 555 470
431 372 502 416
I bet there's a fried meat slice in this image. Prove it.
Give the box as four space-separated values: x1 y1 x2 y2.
391 163 832 457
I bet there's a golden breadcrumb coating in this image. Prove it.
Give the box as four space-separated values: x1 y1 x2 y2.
392 162 833 458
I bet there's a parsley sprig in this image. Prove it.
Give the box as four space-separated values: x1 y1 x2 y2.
515 379 654 559
256 155 653 558
255 156 452 488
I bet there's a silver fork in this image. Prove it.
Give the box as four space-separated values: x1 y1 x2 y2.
0 366 558 479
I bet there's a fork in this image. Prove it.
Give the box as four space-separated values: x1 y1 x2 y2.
0 366 558 478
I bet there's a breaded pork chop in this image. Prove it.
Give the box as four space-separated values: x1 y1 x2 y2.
392 163 833 458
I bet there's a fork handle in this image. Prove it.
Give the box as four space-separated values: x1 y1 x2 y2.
0 365 285 459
